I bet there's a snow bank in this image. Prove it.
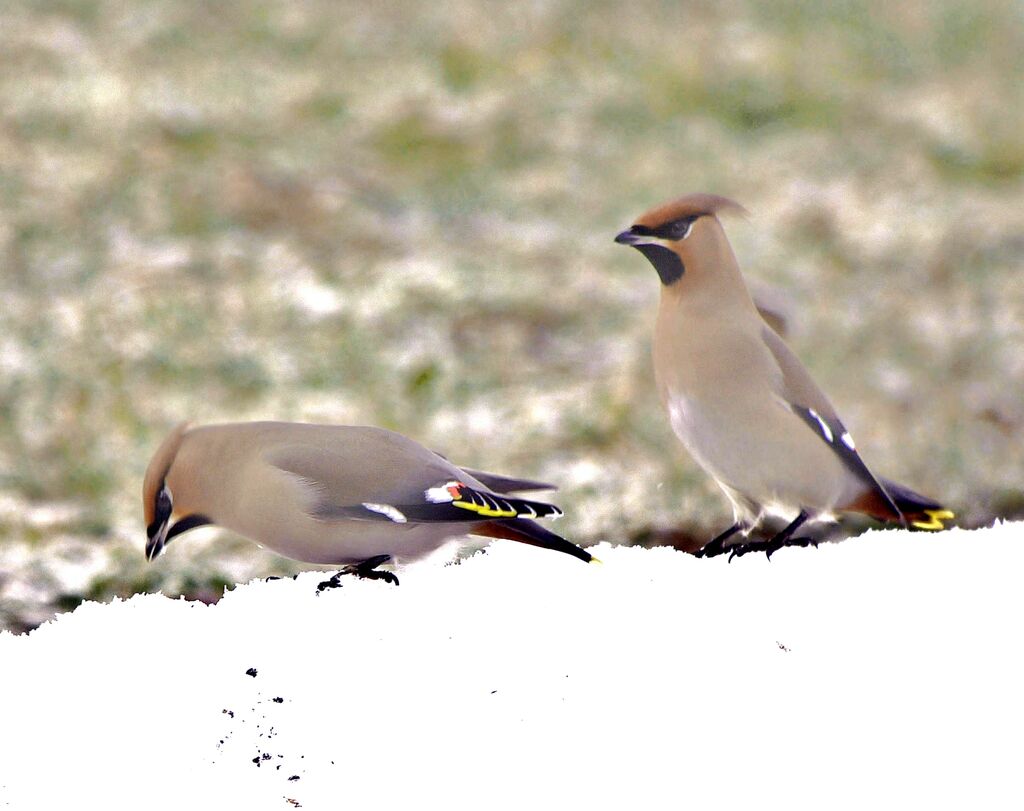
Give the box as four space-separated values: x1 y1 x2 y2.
2 524 1022 810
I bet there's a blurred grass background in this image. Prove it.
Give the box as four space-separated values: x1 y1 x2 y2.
1 0 1022 632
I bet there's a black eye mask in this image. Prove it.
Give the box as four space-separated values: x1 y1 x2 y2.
147 485 173 539
631 216 696 242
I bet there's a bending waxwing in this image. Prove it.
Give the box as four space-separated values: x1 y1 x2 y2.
615 193 954 558
143 421 594 585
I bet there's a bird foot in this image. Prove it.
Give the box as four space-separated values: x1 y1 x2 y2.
350 567 400 586
694 538 730 558
694 522 747 558
722 511 814 561
316 555 399 594
315 572 345 593
726 534 819 562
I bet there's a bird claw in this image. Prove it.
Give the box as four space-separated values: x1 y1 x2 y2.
355 569 400 586
722 532 818 562
721 511 815 561
696 538 729 558
315 573 344 594
695 522 746 559
724 540 771 561
349 554 399 586
316 555 399 594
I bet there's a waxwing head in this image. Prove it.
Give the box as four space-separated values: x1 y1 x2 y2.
142 422 190 562
615 193 748 286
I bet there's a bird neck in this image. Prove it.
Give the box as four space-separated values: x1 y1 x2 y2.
653 226 765 402
657 226 759 319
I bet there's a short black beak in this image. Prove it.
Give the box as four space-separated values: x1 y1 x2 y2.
147 514 212 561
615 229 642 246
145 523 168 562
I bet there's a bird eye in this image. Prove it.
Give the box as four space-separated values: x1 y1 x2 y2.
667 218 694 240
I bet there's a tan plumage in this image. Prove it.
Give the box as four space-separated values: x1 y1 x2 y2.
143 421 592 577
616 193 953 556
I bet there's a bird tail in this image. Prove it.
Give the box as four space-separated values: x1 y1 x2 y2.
878 478 955 530
458 468 556 494
473 519 595 564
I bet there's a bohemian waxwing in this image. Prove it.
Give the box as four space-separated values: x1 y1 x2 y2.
143 421 593 584
615 193 953 558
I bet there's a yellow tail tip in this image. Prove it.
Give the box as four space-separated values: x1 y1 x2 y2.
588 556 603 565
911 509 955 531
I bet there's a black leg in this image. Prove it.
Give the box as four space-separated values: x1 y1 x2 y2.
694 522 747 558
728 511 811 561
316 554 399 594
350 555 400 586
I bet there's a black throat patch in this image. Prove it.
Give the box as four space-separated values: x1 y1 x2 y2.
634 244 685 286
165 513 213 545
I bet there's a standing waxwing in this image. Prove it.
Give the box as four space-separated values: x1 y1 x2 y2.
143 421 594 586
615 193 953 558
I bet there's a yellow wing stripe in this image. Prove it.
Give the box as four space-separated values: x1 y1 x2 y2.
911 509 955 531
452 499 518 518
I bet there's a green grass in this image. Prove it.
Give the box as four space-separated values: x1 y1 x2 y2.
1 0 1022 631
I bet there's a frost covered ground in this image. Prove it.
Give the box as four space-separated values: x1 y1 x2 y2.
2 523 1021 810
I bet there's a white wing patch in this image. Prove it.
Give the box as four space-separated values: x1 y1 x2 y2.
362 503 407 523
840 431 856 450
807 408 834 443
424 481 460 503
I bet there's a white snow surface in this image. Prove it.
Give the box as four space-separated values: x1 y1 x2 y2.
2 523 1023 810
